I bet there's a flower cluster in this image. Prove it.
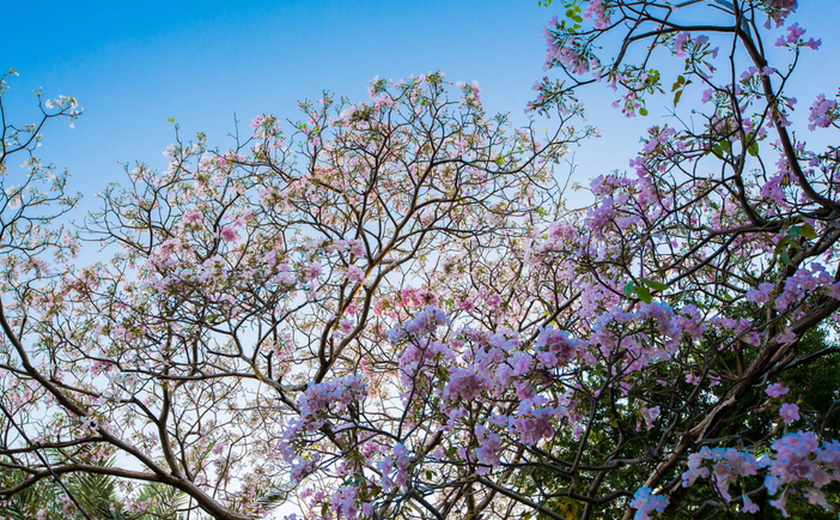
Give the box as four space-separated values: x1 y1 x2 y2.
679 430 840 516
762 432 840 515
681 447 759 501
630 487 667 520
808 94 838 131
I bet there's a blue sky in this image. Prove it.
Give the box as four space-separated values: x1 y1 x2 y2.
5 1 840 213
5 1 551 202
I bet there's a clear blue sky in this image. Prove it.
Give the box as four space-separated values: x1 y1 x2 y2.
5 1 551 203
5 1 840 212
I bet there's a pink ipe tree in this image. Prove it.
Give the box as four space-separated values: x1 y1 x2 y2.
2 1 840 519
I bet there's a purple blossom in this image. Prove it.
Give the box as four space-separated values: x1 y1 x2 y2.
746 283 774 304
305 262 322 280
673 32 689 57
630 487 667 520
766 383 789 398
640 406 660 430
582 0 610 29
345 265 365 284
780 403 800 424
808 94 838 131
742 493 760 514
219 225 239 242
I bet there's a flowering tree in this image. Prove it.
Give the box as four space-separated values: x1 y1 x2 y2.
3 1 840 519
0 70 574 519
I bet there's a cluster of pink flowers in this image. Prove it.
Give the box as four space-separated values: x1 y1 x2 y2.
507 396 563 446
629 487 667 520
474 424 503 473
773 264 836 312
808 94 838 131
681 447 759 500
387 305 450 343
534 326 582 368
673 32 690 57
762 432 840 515
378 443 412 492
542 18 591 74
775 22 820 50
296 375 368 430
675 382 836 516
582 0 610 29
279 375 367 483
764 0 798 28
329 485 362 520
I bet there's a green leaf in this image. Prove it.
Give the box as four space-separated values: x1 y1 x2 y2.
636 286 653 304
788 226 802 237
801 223 816 239
778 234 804 251
719 140 730 151
572 15 583 23
747 140 759 157
623 281 635 297
779 249 792 266
640 278 669 291
674 89 683 106
639 107 649 116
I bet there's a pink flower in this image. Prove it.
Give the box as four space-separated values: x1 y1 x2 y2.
183 210 203 224
630 487 667 520
345 265 365 284
808 94 837 131
742 494 760 514
766 383 789 398
220 225 239 242
640 406 661 430
780 403 800 424
746 283 774 304
339 319 355 334
673 32 689 57
778 329 796 343
306 263 322 280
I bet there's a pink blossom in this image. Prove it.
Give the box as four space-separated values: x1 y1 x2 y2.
640 406 660 430
305 263 322 280
630 487 667 520
742 494 760 513
345 265 365 284
805 37 821 50
780 403 799 424
582 0 610 29
766 383 789 398
183 210 203 224
673 32 689 57
219 225 238 242
746 283 774 304
808 94 837 131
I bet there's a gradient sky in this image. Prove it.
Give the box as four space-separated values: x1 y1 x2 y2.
6 1 553 208
6 1 840 216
